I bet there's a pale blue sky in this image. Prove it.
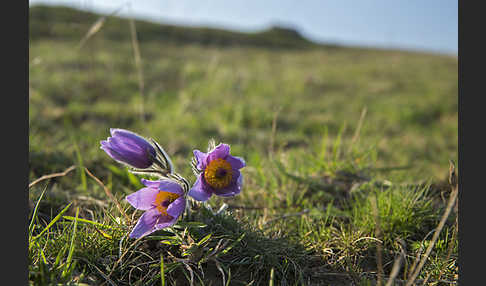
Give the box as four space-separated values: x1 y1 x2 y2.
29 0 458 55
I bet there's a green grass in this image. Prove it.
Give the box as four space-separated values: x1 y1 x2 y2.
29 5 458 285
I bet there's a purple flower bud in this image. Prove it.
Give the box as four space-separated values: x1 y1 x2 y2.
100 128 156 169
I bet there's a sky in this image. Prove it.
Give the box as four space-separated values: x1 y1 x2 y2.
29 0 458 55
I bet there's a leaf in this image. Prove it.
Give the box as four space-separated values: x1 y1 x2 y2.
197 233 212 246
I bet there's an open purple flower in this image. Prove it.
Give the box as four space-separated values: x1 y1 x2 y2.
188 143 245 201
126 179 186 238
100 128 156 169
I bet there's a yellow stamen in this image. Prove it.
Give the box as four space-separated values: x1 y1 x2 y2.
204 158 233 189
154 191 179 215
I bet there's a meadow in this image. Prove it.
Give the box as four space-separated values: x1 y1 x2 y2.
29 5 458 285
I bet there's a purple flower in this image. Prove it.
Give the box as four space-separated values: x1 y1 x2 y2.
188 143 246 201
100 128 156 169
126 179 186 238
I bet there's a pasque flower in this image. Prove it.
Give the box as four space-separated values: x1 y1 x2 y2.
100 128 156 169
188 143 245 201
126 179 186 238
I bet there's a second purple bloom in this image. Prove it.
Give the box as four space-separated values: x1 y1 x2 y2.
188 143 246 201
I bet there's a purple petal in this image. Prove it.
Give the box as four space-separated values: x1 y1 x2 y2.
100 141 128 163
109 136 153 162
207 143 230 162
225 155 246 170
140 179 161 188
100 144 151 169
188 175 213 201
166 197 186 218
193 149 208 170
110 129 153 149
108 136 143 154
155 215 178 230
235 172 243 196
129 208 160 238
141 179 184 196
126 187 159 210
112 131 153 154
213 170 243 197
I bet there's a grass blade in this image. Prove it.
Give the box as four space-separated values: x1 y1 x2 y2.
319 126 329 166
33 202 73 240
62 216 118 230
371 195 383 286
219 233 246 256
160 253 165 286
29 185 47 239
225 268 231 286
197 233 212 246
68 132 88 192
269 267 275 286
129 16 146 123
77 4 127 50
62 207 80 278
332 122 346 162
405 182 458 285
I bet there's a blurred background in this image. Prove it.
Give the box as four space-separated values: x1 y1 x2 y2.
30 0 457 54
29 0 458 191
